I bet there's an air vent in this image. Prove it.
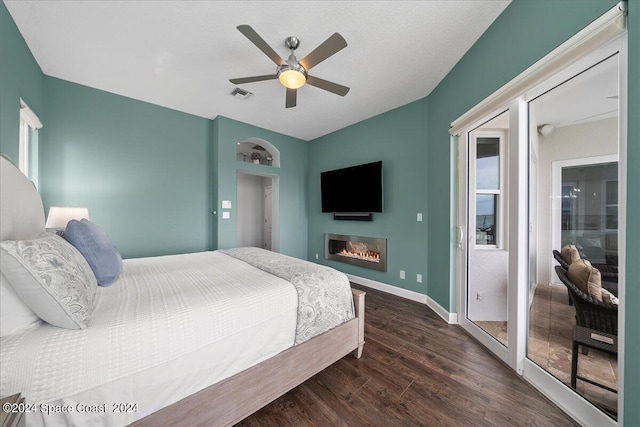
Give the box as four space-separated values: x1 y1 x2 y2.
231 87 252 99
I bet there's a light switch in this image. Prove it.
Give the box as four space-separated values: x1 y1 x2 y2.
417 213 423 222
222 211 230 219
221 200 232 209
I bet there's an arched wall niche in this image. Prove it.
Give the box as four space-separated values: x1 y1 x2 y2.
236 137 281 167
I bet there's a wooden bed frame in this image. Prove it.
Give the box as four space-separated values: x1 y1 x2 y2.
130 288 365 427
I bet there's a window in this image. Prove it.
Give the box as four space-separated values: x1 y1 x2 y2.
472 132 505 247
18 99 42 185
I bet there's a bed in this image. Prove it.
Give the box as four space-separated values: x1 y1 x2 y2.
0 154 365 426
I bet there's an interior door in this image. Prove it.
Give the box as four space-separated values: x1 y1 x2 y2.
264 185 272 250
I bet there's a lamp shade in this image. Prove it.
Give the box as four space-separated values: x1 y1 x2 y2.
278 69 306 89
45 207 90 229
277 61 307 89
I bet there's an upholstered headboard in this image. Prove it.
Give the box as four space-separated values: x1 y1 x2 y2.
0 154 45 241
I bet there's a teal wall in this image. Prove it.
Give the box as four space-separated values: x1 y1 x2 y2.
0 1 43 162
307 98 429 292
41 77 213 259
213 116 308 259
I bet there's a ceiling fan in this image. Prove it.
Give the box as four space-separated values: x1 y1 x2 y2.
229 25 350 108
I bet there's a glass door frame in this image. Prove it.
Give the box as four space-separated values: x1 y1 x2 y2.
455 102 527 372
550 155 619 285
521 39 626 427
453 7 627 425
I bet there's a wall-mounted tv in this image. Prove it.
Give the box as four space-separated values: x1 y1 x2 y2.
321 161 383 213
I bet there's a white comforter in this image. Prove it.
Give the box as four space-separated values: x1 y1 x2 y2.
1 251 300 426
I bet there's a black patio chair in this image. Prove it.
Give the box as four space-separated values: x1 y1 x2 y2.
554 266 618 394
554 266 618 335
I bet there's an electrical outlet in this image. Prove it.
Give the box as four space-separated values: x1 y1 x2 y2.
417 274 422 283
315 253 319 259
400 270 405 280
476 292 484 301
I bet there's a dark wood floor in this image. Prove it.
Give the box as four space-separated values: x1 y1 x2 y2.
239 284 577 426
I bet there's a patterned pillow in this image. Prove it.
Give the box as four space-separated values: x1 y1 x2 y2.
0 233 98 329
568 259 602 302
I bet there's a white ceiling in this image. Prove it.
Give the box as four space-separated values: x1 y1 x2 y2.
5 0 510 140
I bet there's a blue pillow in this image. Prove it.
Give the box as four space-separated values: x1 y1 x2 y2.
63 219 122 286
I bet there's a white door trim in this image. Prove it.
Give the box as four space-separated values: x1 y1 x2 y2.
550 154 619 284
456 116 511 366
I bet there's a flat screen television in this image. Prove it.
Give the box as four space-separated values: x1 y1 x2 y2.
321 161 383 213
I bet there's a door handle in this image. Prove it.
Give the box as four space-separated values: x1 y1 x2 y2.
456 226 464 249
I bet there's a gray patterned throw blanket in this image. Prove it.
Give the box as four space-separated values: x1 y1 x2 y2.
220 247 355 345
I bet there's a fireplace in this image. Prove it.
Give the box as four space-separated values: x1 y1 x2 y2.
325 233 387 272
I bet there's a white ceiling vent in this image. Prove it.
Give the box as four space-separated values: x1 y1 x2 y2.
231 87 252 100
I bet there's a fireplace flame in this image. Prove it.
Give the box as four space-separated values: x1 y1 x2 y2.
337 247 381 263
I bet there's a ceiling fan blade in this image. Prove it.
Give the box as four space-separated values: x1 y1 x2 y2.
285 88 297 108
306 75 350 97
237 25 285 66
299 33 347 71
229 74 277 84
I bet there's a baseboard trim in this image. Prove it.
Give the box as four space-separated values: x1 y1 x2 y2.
427 298 458 325
345 274 457 324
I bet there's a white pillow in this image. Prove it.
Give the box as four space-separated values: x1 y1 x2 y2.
0 272 41 337
0 233 98 329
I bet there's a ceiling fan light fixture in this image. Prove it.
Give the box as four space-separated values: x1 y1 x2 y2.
230 26 349 108
277 63 307 89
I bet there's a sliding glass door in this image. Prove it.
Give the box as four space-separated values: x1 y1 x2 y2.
527 53 620 420
457 111 514 365
455 27 625 426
